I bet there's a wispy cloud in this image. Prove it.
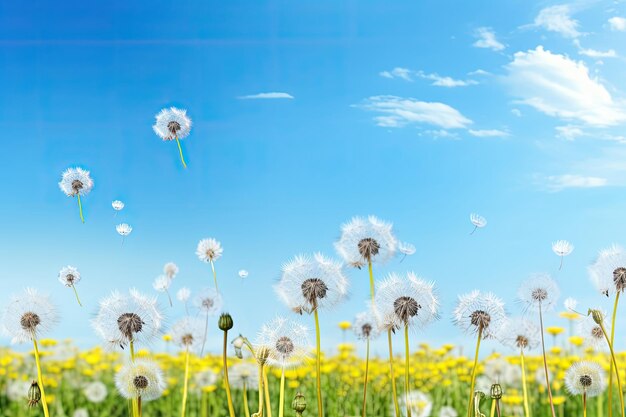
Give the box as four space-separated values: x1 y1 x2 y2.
532 4 581 38
237 92 294 99
574 40 617 58
468 129 510 137
355 95 473 129
555 125 584 140
504 46 626 126
608 16 626 31
380 67 478 87
472 27 505 51
541 174 608 192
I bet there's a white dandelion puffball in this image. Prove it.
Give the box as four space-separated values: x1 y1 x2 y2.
194 288 223 316
499 317 540 351
335 215 398 268
176 287 191 303
153 107 192 141
83 381 108 403
92 289 163 350
353 311 380 340
238 269 249 279
470 213 487 228
112 200 124 211
399 390 433 417
564 297 578 311
196 238 223 263
6 380 30 402
588 245 626 296
440 406 458 417
482 357 522 386
2 288 59 344
170 317 205 352
398 241 416 256
194 370 219 390
565 361 606 397
256 316 311 369
116 223 133 236
535 366 552 386
373 272 439 331
115 358 166 401
518 273 560 312
552 240 574 257
230 362 259 390
577 311 609 350
163 262 179 279
59 167 94 197
73 408 89 417
453 290 506 339
275 253 349 314
58 265 81 287
152 275 171 292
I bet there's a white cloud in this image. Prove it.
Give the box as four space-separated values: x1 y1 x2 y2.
574 40 617 58
356 95 473 129
542 174 608 191
468 129 510 137
379 67 413 81
609 16 626 31
472 27 505 51
555 125 584 140
238 92 294 99
511 108 522 117
468 69 491 76
533 4 581 38
380 68 477 87
505 46 626 126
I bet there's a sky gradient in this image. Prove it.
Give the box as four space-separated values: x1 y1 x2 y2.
1 0 626 355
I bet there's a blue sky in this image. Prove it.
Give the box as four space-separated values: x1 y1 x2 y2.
1 0 626 355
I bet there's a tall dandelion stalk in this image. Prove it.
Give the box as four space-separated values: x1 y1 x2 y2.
170 318 203 417
58 167 94 223
276 253 349 417
219 313 236 417
353 312 380 417
194 289 222 356
453 290 506 417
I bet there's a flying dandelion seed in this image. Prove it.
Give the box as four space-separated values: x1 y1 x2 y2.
59 167 93 223
153 107 192 168
398 242 416 263
177 287 191 315
239 269 249 279
564 297 578 311
116 223 132 244
194 288 223 356
111 200 124 216
552 240 574 270
152 275 173 307
58 265 83 307
469 213 487 235
163 262 179 280
196 238 223 291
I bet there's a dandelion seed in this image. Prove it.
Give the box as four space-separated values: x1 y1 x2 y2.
469 213 487 235
196 238 223 291
116 223 132 244
153 107 192 168
115 358 166 402
398 241 416 263
239 269 249 279
564 297 578 311
152 275 173 307
552 240 574 270
59 167 93 223
58 265 83 307
112 200 124 215
83 381 107 403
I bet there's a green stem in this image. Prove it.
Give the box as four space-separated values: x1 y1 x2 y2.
314 308 323 417
210 260 219 293
256 364 265 417
609 292 621 417
388 329 400 417
77 194 85 223
223 330 236 417
176 137 187 168
404 325 412 417
490 400 496 417
520 349 531 417
263 367 272 417
71 284 82 307
583 392 587 417
599 317 625 417
244 380 250 417
368 261 375 303
362 338 370 417
181 348 190 417
539 305 556 417
33 338 50 417
278 367 286 417
467 328 483 417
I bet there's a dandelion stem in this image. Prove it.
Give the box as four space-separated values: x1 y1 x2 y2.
201 311 209 356
490 399 496 417
176 137 187 169
470 225 477 235
71 284 82 307
559 256 564 271
255 364 265 417
243 380 250 417
222 330 236 417
263 367 272 417
520 349 531 417
598 316 625 417
278 367 286 417
362 337 370 417
130 340 136 361
388 329 400 417
467 327 483 417
404 325 412 417
32 338 50 417
538 305 557 417
583 392 587 417
608 292 621 417
138 396 142 417
181 347 190 417
368 261 375 303
166 289 173 307
314 308 323 417
77 194 85 223
210 260 219 293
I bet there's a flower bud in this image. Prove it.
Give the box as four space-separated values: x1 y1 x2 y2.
292 392 307 413
27 381 41 407
589 309 604 326
490 383 502 399
218 313 234 331
256 346 270 366
231 334 245 359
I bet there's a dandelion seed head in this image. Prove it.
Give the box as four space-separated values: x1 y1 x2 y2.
565 361 605 397
398 390 433 417
193 370 218 389
276 253 348 314
589 245 626 296
196 238 223 263
115 358 166 401
499 318 540 351
374 272 439 331
335 216 398 266
230 362 259 390
170 317 204 352
2 288 58 344
518 273 560 312
176 287 191 303
470 213 487 228
163 262 178 279
439 406 458 417
552 240 574 257
73 408 89 417
238 269 249 279
353 311 380 340
59 167 93 197
193 288 223 316
453 290 506 339
58 266 81 287
153 107 192 141
482 357 522 386
111 200 124 211
256 316 311 369
83 381 107 403
152 276 170 293
116 223 132 237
